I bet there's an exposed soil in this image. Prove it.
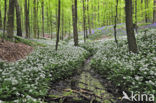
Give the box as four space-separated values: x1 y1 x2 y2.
0 40 33 62
46 57 126 103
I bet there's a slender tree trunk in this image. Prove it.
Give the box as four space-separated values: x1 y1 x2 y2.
141 0 143 19
7 0 15 39
28 0 30 37
37 0 39 39
87 0 91 35
27 0 30 38
50 11 53 39
153 0 156 23
42 0 44 37
74 0 78 46
134 0 138 33
2 0 7 42
61 4 64 41
68 20 71 39
0 8 2 29
15 0 22 37
25 0 29 38
114 0 118 46
47 5 49 37
56 0 61 50
72 0 79 46
91 2 94 29
33 0 37 38
85 0 88 39
98 0 100 24
83 0 86 42
145 0 148 23
125 0 138 53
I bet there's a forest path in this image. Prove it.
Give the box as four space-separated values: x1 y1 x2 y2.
46 57 118 103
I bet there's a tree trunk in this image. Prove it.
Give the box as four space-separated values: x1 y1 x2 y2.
145 0 148 23
72 0 79 46
2 0 7 42
125 0 138 53
33 0 37 38
0 8 2 29
134 0 138 33
153 0 156 23
7 0 15 39
15 0 22 37
50 10 53 39
98 0 100 24
83 0 86 42
42 0 44 37
68 20 71 39
25 0 30 38
47 5 49 38
61 4 64 41
87 0 91 35
37 0 39 39
55 0 61 51
114 0 118 46
74 0 78 46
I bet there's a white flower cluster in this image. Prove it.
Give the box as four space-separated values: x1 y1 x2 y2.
89 29 156 94
0 45 88 102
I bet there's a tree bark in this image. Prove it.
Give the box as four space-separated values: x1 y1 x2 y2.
134 0 138 33
72 0 78 46
83 0 86 42
25 0 30 38
7 0 15 39
125 0 138 53
33 0 37 38
37 0 39 39
114 0 118 46
0 8 2 29
50 10 53 39
74 0 78 46
153 0 156 23
68 20 71 39
61 3 64 40
87 0 91 35
98 0 100 24
2 0 7 42
15 0 22 37
145 0 148 23
42 0 44 37
55 0 61 50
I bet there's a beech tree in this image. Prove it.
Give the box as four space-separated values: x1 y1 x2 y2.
0 6 2 29
0 0 154 49
72 0 78 46
2 0 7 42
114 0 118 46
56 0 61 50
7 0 15 39
15 0 22 37
42 0 44 37
33 0 37 38
83 0 86 42
125 0 138 53
153 0 156 23
25 0 30 38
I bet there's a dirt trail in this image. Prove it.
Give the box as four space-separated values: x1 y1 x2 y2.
46 57 121 103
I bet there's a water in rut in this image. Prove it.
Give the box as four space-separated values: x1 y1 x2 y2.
47 58 118 103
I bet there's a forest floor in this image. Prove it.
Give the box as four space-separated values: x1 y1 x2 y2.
0 23 155 103
0 39 33 62
46 57 120 103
